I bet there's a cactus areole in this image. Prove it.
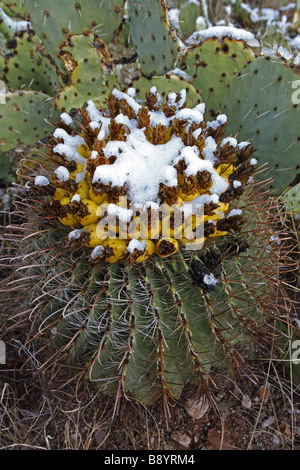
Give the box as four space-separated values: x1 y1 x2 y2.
22 88 281 406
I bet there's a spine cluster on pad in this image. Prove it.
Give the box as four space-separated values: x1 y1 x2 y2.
32 88 256 264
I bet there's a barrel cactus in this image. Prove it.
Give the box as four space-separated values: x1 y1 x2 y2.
10 87 291 408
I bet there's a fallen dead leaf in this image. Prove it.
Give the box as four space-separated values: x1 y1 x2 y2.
207 428 236 450
94 429 107 446
257 384 270 403
231 415 246 429
262 416 275 429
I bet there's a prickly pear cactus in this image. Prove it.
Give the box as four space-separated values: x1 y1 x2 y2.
0 1 27 18
4 30 63 95
23 0 124 73
12 88 289 406
0 0 201 174
283 183 300 215
179 36 255 118
127 0 179 77
55 33 119 112
178 0 201 39
0 90 58 152
221 54 300 193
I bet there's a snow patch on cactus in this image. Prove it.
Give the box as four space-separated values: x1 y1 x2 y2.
34 176 49 186
203 273 219 286
53 128 86 164
0 7 30 32
107 204 133 222
127 239 147 253
68 229 83 240
90 245 105 259
93 129 184 205
54 166 69 182
60 113 73 126
186 25 256 45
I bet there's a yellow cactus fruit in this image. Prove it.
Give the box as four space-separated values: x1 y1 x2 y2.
58 197 79 227
78 199 100 226
69 163 86 181
102 238 128 263
161 214 184 239
89 188 107 205
204 213 221 222
75 180 90 200
216 163 235 178
95 201 109 218
156 238 179 258
127 216 143 240
53 188 71 202
81 224 103 248
209 229 227 238
217 202 230 213
143 218 161 240
58 214 79 227
178 189 201 202
78 145 88 158
135 240 156 263
60 196 71 206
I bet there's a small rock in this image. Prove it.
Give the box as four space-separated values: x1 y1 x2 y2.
241 394 252 410
171 432 191 448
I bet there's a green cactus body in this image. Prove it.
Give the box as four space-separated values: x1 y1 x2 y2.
55 33 118 112
23 0 124 73
4 30 63 95
0 1 27 18
132 73 201 107
179 1 201 39
283 183 300 215
0 90 58 152
128 0 179 77
179 37 255 118
0 152 14 182
221 54 300 193
12 87 289 406
0 6 17 45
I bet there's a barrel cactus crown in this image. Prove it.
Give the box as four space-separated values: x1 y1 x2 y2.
32 87 256 264
18 88 283 407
